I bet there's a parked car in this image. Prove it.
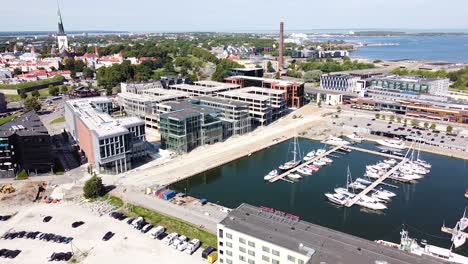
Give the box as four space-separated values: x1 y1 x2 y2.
149 226 166 239
132 217 144 228
72 221 85 228
43 216 53 223
141 224 153 233
184 239 201 255
163 232 178 246
177 241 188 251
171 235 187 249
102 232 114 241
49 252 73 261
126 218 135 225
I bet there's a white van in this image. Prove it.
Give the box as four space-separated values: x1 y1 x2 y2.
149 226 166 239
184 239 201 255
163 232 178 246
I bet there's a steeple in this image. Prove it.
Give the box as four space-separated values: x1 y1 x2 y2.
57 2 66 35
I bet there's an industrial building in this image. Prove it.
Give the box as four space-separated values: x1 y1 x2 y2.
0 111 54 178
224 75 304 108
217 87 286 126
218 204 443 264
65 97 147 174
369 75 449 96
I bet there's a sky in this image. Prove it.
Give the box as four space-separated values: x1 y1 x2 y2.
2 0 468 32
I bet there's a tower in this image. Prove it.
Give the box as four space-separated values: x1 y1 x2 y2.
57 3 69 53
278 21 284 71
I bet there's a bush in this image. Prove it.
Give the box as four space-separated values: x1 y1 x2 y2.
375 113 380 119
83 176 104 199
430 123 436 130
16 170 29 180
446 125 453 133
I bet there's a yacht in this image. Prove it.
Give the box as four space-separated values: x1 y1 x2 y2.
377 138 406 150
303 150 315 161
279 135 301 171
307 165 319 172
313 160 326 166
384 159 397 165
297 167 313 176
263 170 278 181
376 229 468 264
465 189 468 199
288 173 302 180
458 208 468 231
451 221 466 248
356 198 387 210
326 136 350 146
349 181 367 190
346 133 364 143
371 190 392 202
375 187 396 198
321 157 333 164
365 171 380 179
356 178 373 185
324 193 348 206
315 148 326 156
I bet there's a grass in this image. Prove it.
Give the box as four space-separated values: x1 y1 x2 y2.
105 195 217 248
0 75 64 90
0 114 18 126
51 117 65 124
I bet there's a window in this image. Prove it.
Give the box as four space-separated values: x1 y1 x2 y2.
226 259 233 264
248 259 255 264
239 237 246 244
220 258 224 263
219 229 224 238
248 241 255 247
226 233 232 239
219 241 224 247
239 246 246 253
262 246 270 253
226 242 232 248
287 255 296 262
262 255 270 262
272 260 279 264
272 250 280 256
226 250 232 256
298 260 304 264
239 255 246 262
220 250 224 255
248 250 255 257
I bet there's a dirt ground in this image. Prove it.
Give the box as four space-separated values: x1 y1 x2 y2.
0 202 206 264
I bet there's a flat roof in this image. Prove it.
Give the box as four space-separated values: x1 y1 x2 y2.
196 96 249 108
194 80 240 89
161 101 221 120
169 83 238 94
242 86 286 95
371 75 448 83
217 89 271 101
120 88 188 102
220 204 445 264
226 75 304 86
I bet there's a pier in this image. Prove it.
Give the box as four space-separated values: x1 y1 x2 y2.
441 226 468 240
343 145 405 160
345 158 408 207
269 145 343 183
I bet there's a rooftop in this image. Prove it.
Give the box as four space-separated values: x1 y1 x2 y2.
196 96 250 108
225 75 304 86
161 101 221 120
372 75 448 83
169 83 239 94
220 204 445 264
0 111 49 137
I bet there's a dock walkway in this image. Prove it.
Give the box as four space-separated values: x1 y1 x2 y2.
345 158 408 207
441 226 468 240
269 145 343 183
344 145 405 160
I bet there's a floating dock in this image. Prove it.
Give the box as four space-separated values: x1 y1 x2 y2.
269 145 343 183
345 158 408 207
343 145 405 160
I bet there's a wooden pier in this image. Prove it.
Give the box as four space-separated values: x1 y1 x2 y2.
343 145 404 160
345 158 408 207
441 226 468 240
269 145 343 183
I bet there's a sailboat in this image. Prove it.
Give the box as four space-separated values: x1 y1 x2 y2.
462 208 468 231
279 134 301 171
451 221 466 248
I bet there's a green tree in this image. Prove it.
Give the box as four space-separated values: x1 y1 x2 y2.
83 175 104 199
267 61 275 73
375 113 380 119
61 85 69 94
446 125 453 133
411 119 420 127
23 97 42 112
397 116 402 123
274 72 280 79
31 90 40 97
16 169 29 180
303 70 322 83
13 68 22 75
211 59 243 82
390 115 395 122
336 106 342 113
423 122 429 129
48 85 59 96
19 90 27 99
381 115 386 120
430 123 436 130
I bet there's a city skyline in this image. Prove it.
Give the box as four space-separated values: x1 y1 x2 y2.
2 0 468 32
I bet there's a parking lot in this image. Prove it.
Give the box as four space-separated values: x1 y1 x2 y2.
0 202 206 263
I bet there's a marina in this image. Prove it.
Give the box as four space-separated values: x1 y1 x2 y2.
171 138 468 257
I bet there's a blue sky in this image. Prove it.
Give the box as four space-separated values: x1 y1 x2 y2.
2 0 468 32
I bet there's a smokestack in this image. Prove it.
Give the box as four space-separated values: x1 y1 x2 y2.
278 21 284 71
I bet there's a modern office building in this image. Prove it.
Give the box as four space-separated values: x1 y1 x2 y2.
320 74 366 95
218 204 443 264
369 75 449 96
0 111 54 178
121 81 164 94
167 81 240 97
159 101 223 154
217 87 286 126
228 68 264 78
65 97 147 174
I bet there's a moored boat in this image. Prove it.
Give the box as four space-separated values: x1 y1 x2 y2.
377 138 406 150
324 193 348 206
264 170 278 181
346 133 363 143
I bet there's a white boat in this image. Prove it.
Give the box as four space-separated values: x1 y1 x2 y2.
303 155 313 161
297 167 313 175
334 187 356 198
460 208 468 231
356 178 373 185
377 138 406 150
307 165 319 171
371 190 392 201
279 135 301 171
376 229 468 264
356 198 387 210
346 133 363 143
375 187 396 198
264 170 278 181
384 159 397 165
324 193 348 206
313 160 326 166
365 171 380 179
349 181 367 190
315 148 326 156
288 173 302 180
326 136 350 146
451 221 466 248
321 157 333 164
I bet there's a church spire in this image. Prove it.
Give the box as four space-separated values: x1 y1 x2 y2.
57 2 65 35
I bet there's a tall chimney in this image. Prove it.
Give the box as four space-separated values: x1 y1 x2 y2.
278 21 284 71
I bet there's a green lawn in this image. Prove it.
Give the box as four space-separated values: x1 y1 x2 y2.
0 75 64 90
50 117 65 124
105 195 217 248
0 114 18 126
5 87 57 103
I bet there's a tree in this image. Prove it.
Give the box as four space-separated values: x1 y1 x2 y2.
423 122 429 129
397 117 402 123
31 90 40 97
375 113 380 119
83 175 104 199
336 106 342 113
16 169 29 180
390 115 395 122
267 61 275 73
19 90 27 99
446 125 453 133
274 72 280 79
48 85 59 96
23 97 42 112
381 115 386 120
404 119 408 125
430 123 436 130
411 119 420 127
61 85 69 94
303 70 322 83
13 68 22 75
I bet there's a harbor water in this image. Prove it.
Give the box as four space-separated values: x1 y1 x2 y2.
171 138 468 256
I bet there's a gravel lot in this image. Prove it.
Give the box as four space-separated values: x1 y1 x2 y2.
0 202 205 264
